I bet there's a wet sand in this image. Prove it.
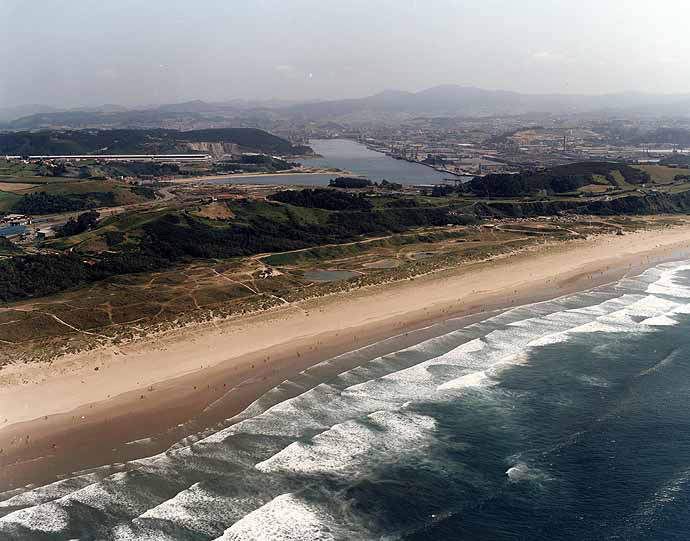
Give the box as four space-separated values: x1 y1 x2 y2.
2 226 690 491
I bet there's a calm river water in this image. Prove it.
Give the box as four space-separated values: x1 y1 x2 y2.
301 138 455 185
202 138 459 187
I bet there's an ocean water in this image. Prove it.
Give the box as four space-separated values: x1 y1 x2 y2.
4 261 690 539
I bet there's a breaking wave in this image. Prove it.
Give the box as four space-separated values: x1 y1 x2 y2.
3 261 690 539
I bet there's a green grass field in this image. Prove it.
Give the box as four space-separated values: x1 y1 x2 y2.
0 190 21 212
1 178 155 215
634 165 685 183
577 183 610 193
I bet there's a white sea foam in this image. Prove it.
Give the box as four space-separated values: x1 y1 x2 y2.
216 493 337 541
62 471 164 516
527 333 569 347
577 375 610 387
0 502 70 534
137 482 237 537
361 287 685 399
5 260 690 540
506 463 552 483
638 350 679 377
0 470 169 536
0 472 103 508
647 264 690 299
642 315 678 326
201 384 344 443
110 526 177 540
124 437 157 447
256 411 435 476
617 466 690 538
437 370 489 390
625 294 681 316
517 293 686 346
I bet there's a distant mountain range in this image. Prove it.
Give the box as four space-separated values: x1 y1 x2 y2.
3 85 690 129
0 104 61 123
284 85 690 117
0 104 131 123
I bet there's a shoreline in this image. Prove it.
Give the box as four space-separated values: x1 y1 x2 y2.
360 140 464 177
167 167 351 184
3 225 690 490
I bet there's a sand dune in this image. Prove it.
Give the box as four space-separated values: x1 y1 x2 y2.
2 224 690 489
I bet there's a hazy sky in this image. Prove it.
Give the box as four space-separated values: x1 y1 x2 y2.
2 0 690 108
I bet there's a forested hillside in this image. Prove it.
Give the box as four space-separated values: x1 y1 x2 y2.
468 162 650 197
0 128 312 156
0 196 474 302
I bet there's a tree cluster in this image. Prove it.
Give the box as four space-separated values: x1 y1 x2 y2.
214 155 293 174
0 236 17 251
378 179 403 190
468 162 650 198
0 198 474 302
13 192 115 214
55 211 100 238
329 177 372 189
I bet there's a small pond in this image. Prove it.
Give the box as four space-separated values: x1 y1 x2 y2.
411 252 438 260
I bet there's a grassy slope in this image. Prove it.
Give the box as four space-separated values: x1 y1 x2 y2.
577 184 609 193
634 165 684 183
0 191 21 212
46 207 171 250
3 179 154 215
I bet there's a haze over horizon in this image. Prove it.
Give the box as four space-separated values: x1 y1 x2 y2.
3 0 690 109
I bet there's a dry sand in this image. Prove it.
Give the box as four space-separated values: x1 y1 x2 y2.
2 225 690 489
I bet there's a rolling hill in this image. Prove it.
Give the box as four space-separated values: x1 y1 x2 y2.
0 128 312 157
285 85 690 118
6 86 690 130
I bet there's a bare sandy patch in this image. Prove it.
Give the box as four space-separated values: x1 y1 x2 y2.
0 182 37 192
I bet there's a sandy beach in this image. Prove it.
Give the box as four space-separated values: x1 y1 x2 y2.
3 224 690 490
